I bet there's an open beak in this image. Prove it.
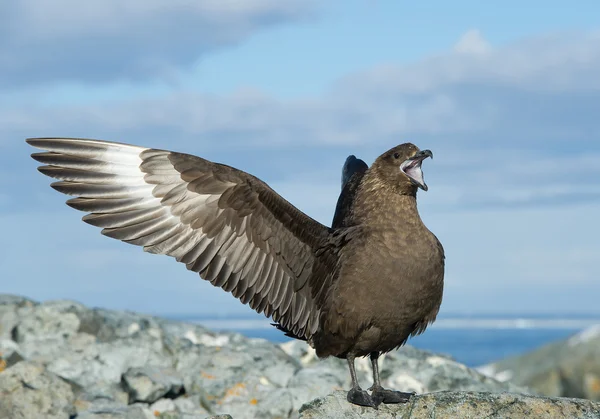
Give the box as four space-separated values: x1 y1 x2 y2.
400 149 433 191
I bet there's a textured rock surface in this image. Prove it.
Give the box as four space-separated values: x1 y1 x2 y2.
0 360 76 419
122 366 184 403
75 404 155 419
0 294 583 419
299 390 600 419
479 325 600 401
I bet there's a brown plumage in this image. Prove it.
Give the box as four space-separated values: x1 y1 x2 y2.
27 138 445 408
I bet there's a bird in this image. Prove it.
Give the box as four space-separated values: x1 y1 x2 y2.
26 137 445 408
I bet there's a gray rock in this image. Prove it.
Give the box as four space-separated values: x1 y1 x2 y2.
77 307 164 342
479 325 600 400
10 302 84 363
0 295 36 340
173 396 210 415
0 306 19 341
0 338 24 368
156 318 211 344
76 404 154 419
287 367 346 411
72 382 129 414
299 390 600 419
256 388 295 418
75 399 128 416
47 333 172 391
175 338 300 400
170 336 302 418
0 360 76 419
13 302 81 343
41 298 93 318
123 366 184 403
146 399 181 418
0 294 36 307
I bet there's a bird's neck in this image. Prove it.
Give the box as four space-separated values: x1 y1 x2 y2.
353 179 424 229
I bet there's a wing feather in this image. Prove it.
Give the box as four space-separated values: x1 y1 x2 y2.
28 137 336 342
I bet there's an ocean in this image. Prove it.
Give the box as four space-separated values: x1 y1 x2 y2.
171 314 600 367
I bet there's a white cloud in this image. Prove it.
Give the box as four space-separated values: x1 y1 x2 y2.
337 31 600 94
5 31 599 152
0 0 314 86
454 29 490 55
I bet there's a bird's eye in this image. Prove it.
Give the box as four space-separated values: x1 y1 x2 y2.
393 152 400 159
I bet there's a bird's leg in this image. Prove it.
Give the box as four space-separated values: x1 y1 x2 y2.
346 355 376 408
369 351 414 405
368 351 382 390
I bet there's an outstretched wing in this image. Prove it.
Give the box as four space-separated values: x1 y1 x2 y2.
27 137 333 340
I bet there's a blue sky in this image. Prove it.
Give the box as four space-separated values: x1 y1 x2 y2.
1 0 599 317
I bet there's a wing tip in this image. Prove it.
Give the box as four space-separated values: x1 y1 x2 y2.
26 137 62 149
49 181 71 194
26 137 146 152
31 152 55 164
65 197 86 211
26 138 46 152
37 165 58 177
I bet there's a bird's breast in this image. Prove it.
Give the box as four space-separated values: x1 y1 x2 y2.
334 224 444 325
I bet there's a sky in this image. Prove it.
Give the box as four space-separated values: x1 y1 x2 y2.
1 0 600 318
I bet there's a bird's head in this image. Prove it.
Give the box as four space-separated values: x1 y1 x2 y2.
373 143 433 195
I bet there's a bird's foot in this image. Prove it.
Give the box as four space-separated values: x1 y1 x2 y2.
370 385 414 405
347 386 377 408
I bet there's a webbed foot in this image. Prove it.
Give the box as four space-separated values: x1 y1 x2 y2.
370 385 414 405
347 386 377 408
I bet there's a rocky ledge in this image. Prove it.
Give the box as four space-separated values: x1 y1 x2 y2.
299 390 600 419
1 294 598 419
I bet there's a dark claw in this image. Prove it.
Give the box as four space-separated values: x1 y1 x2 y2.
347 387 377 408
370 386 413 404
